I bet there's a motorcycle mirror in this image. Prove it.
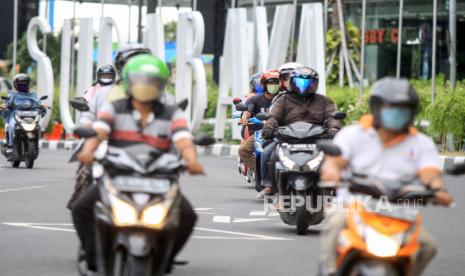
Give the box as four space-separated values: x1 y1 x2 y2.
193 135 216 146
39 95 49 101
177 98 189 111
1 96 9 101
235 103 248 112
331 111 347 120
74 127 97 139
255 112 270 121
69 97 90 112
445 162 465 176
232 98 242 105
317 140 342 156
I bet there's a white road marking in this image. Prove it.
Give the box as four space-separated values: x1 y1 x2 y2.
3 223 74 232
249 211 267 216
268 212 280 216
233 218 270 223
213 216 231 223
194 227 291 241
0 185 45 193
194 208 213 211
3 222 292 241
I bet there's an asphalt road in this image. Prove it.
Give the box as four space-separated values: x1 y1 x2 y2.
0 150 464 276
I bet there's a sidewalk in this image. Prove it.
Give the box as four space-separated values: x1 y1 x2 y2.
20 140 465 170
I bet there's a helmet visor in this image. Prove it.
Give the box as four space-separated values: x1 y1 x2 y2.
128 75 166 102
254 83 265 94
293 77 313 95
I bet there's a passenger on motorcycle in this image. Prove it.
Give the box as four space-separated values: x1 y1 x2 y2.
271 62 303 105
238 69 279 172
319 77 453 276
0 74 47 154
73 54 204 275
258 67 340 199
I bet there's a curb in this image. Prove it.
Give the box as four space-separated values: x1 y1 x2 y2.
17 140 465 170
38 140 240 157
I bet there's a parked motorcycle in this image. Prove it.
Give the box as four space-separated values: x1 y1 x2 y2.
1 95 48 168
271 112 346 235
74 127 214 276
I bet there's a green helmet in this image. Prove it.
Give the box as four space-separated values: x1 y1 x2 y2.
121 54 170 102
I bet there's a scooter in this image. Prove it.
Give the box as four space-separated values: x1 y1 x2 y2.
1 95 48 168
74 127 214 276
233 100 254 183
317 140 457 276
271 112 346 235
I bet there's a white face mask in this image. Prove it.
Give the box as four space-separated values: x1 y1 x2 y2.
99 78 113 84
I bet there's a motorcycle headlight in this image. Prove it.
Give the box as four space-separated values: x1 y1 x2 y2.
21 123 36 132
278 147 297 170
109 194 138 226
305 151 324 171
365 226 401 257
141 203 168 228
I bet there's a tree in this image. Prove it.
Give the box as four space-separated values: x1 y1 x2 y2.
164 21 177 42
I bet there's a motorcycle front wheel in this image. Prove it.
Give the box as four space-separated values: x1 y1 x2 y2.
25 140 36 169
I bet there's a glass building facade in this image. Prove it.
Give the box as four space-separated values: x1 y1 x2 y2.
345 0 465 81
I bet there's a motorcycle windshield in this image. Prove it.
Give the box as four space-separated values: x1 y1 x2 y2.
277 121 325 140
13 98 37 110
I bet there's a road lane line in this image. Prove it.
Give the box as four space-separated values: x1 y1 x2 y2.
233 218 270 223
0 185 45 193
3 223 74 232
249 211 267 216
194 227 292 241
213 216 231 223
192 236 263 240
194 208 213 211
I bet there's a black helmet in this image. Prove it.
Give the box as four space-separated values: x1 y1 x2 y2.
97 64 116 85
114 44 152 74
369 77 419 131
289 67 319 97
13 73 31 93
250 72 264 94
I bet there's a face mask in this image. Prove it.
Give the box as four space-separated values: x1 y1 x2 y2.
130 83 160 102
293 77 313 95
267 84 280 95
380 107 412 130
99 78 113 85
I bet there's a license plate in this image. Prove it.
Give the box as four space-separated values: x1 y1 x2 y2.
112 177 171 193
289 144 316 151
16 111 39 117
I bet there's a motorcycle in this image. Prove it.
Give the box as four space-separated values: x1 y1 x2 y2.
1 95 48 168
317 140 457 276
73 127 214 276
271 112 346 235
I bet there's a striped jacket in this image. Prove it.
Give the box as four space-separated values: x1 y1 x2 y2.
93 99 191 151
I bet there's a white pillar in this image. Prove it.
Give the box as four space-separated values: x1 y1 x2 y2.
59 19 75 134
267 5 295 69
76 18 94 98
145 13 165 61
98 17 121 68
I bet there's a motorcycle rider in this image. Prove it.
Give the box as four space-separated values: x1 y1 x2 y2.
257 67 340 198
238 69 279 172
235 72 264 139
319 77 453 275
0 74 47 154
67 47 151 210
73 54 203 275
271 62 303 105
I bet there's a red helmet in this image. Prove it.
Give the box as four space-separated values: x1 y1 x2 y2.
260 69 280 95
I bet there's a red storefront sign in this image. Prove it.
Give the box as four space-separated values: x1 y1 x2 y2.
365 28 399 44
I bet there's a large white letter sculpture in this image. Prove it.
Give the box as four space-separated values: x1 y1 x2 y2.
214 8 250 140
296 3 326 94
145 13 165 61
267 5 295 69
76 18 94 100
59 19 75 133
253 6 269 72
59 18 98 133
175 12 207 133
98 17 121 68
27 17 54 128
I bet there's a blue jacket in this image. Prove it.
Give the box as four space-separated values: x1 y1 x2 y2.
1 91 41 121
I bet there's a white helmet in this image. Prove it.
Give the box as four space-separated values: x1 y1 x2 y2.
279 62 303 91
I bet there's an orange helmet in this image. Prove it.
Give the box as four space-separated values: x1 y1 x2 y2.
260 69 280 95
